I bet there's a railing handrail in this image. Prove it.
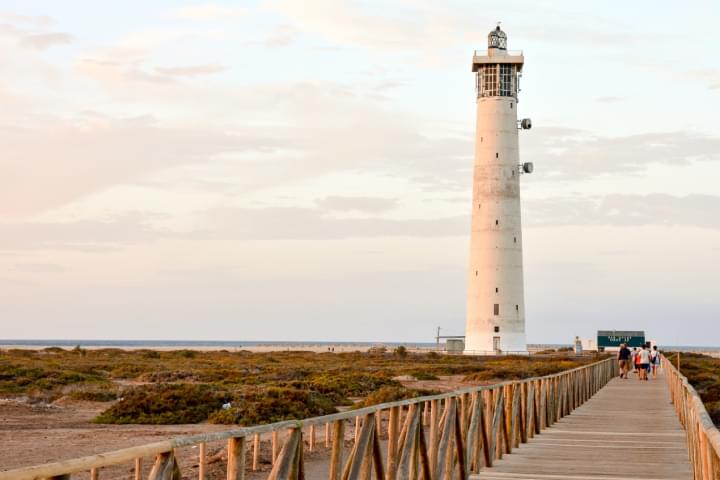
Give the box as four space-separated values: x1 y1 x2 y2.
662 354 720 477
0 356 614 480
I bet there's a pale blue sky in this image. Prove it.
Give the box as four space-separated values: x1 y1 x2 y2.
1 1 719 345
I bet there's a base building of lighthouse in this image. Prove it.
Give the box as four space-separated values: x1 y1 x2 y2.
464 26 532 355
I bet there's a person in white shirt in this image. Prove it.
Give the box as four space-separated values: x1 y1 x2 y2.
638 345 651 381
650 346 660 378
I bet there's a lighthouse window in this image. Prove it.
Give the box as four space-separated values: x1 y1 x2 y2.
495 219 499 225
493 304 500 315
516 304 519 311
482 65 498 96
499 64 513 96
496 152 499 158
495 287 499 293
494 326 500 333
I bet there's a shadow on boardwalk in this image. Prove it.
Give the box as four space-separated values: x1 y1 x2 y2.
473 370 692 480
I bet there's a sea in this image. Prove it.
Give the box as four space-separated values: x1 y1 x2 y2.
1 339 719 354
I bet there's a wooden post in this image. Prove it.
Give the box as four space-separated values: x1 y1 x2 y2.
198 442 206 480
355 416 361 443
135 458 143 480
252 434 260 471
429 399 439 472
148 451 180 480
325 422 331 448
386 406 400 480
309 424 316 452
90 468 98 480
329 420 345 480
271 431 279 465
227 437 246 480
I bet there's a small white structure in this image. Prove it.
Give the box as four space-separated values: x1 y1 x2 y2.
446 339 465 354
465 26 532 355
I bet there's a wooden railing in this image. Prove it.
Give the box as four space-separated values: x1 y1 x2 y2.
0 357 616 480
663 355 720 480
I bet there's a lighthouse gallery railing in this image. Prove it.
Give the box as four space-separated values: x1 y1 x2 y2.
0 357 616 480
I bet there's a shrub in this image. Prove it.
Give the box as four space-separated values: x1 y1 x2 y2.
69 389 118 402
394 346 408 358
411 371 439 381
354 386 439 408
208 387 337 425
94 384 228 424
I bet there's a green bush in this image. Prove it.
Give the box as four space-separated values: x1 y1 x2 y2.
394 346 408 358
94 384 228 424
354 386 439 408
69 389 118 402
208 387 337 425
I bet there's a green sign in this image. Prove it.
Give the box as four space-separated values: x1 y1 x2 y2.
597 330 645 348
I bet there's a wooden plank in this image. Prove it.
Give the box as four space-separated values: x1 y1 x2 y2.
435 398 457 480
397 406 421 480
267 429 301 480
346 414 375 480
429 399 440 473
148 452 179 480
252 434 260 471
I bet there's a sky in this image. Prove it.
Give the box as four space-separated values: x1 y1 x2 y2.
1 1 719 345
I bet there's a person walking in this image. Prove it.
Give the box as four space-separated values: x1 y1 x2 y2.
638 345 651 381
650 345 660 378
631 347 639 376
617 343 631 379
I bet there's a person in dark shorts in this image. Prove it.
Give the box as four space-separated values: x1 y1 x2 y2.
617 343 631 379
638 345 651 381
651 345 660 378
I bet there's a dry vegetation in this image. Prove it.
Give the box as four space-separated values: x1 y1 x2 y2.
0 347 603 426
671 352 720 425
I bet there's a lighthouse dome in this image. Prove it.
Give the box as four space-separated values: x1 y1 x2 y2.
488 25 507 50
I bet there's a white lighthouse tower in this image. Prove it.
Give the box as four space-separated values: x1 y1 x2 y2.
464 25 532 355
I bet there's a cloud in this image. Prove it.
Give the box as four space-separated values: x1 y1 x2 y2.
0 12 53 26
524 128 720 180
198 207 467 240
316 196 399 213
0 213 160 252
0 113 281 217
595 96 623 103
264 24 297 47
527 194 720 229
171 4 247 20
264 0 449 51
19 32 73 49
155 64 226 77
14 263 66 273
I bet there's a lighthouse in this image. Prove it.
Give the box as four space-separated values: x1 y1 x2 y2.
464 25 532 355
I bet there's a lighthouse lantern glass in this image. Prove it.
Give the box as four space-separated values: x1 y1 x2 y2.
477 64 517 98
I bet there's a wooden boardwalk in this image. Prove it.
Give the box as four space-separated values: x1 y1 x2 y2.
474 370 693 480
